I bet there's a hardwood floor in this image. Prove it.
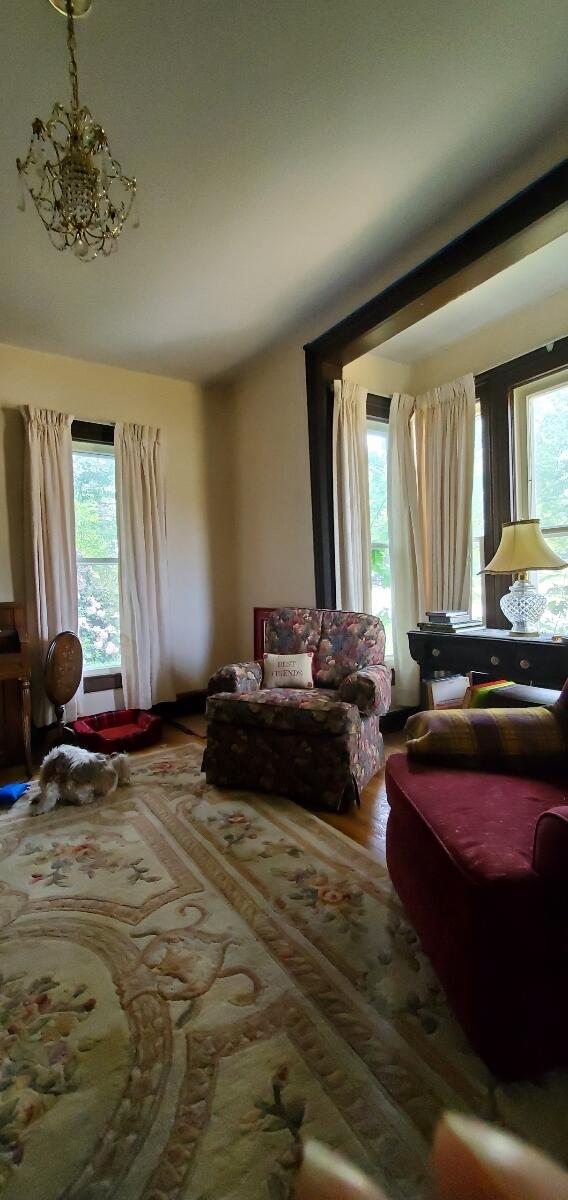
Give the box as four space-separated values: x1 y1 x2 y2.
320 731 405 852
0 722 405 857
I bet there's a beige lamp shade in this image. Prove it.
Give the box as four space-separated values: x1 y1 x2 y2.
483 519 568 575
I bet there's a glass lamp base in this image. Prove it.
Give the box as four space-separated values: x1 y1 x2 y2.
500 578 546 636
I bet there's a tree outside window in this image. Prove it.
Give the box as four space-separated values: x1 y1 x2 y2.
470 403 485 622
367 421 392 656
514 376 568 634
72 447 121 672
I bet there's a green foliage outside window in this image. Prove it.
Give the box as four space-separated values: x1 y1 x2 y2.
368 425 392 655
531 387 568 634
73 450 121 671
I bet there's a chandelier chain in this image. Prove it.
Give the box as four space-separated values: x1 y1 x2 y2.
66 0 80 110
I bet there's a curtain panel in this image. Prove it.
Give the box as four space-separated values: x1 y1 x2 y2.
414 376 476 613
388 375 476 705
21 406 81 726
387 394 425 706
115 422 175 709
332 380 372 612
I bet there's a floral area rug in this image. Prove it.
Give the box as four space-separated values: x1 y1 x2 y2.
1 743 567 1200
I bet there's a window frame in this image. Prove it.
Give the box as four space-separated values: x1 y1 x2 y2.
511 367 568 634
71 420 122 694
475 334 568 627
512 366 568 526
470 400 486 623
366 397 393 660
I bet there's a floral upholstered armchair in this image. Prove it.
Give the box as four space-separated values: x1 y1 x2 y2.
202 607 391 811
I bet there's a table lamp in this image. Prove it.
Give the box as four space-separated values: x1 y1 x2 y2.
482 519 567 636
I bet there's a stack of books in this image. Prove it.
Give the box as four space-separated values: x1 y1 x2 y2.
418 609 483 633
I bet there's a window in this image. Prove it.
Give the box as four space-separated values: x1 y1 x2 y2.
513 369 568 634
72 440 121 674
470 401 485 622
367 419 393 657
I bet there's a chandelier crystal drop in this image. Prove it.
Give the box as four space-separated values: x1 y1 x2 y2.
16 0 137 262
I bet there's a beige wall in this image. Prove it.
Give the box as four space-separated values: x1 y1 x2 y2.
229 351 411 663
0 342 236 697
344 353 412 395
407 289 568 393
232 344 315 660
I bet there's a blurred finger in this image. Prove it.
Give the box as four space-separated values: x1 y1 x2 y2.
434 1112 568 1200
295 1140 387 1200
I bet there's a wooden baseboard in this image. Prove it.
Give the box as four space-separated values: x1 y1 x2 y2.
380 706 417 733
154 692 412 732
156 695 412 729
153 690 207 718
83 671 122 694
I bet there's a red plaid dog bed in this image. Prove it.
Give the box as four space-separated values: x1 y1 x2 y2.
72 709 162 753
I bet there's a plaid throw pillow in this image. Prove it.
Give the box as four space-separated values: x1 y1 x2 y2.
405 705 568 774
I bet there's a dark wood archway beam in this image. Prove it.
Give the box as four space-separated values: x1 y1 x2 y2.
305 159 568 607
306 161 568 366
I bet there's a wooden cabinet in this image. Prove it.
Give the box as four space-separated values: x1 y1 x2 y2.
408 627 568 691
0 603 32 775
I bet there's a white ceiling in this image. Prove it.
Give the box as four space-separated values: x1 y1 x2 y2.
375 234 568 363
1 0 568 383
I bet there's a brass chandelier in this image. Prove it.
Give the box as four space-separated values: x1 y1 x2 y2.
17 0 137 261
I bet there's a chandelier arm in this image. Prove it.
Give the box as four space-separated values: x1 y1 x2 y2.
66 0 80 110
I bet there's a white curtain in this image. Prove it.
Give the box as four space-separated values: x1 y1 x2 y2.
21 406 82 725
333 380 372 612
414 376 476 612
388 375 476 705
387 394 425 706
115 422 175 709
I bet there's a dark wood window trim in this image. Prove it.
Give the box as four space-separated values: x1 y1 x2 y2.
476 334 568 627
83 671 122 695
72 420 121 693
305 358 338 608
71 419 114 445
367 393 391 422
305 161 567 607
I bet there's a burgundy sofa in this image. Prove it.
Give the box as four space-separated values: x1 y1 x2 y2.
385 748 568 1079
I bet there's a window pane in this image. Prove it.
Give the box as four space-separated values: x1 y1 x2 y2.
367 422 392 657
73 451 119 559
77 562 121 671
531 383 568 530
471 405 484 540
470 404 485 622
368 425 388 545
73 448 121 672
536 532 568 636
371 543 393 657
471 537 484 624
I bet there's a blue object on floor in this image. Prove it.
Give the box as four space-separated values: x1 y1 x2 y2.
0 782 29 805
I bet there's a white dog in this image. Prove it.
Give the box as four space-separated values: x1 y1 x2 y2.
33 744 131 815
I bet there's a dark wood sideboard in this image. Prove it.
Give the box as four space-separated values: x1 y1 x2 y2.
408 627 568 691
0 603 32 775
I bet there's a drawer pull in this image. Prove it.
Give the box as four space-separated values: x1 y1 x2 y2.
520 659 530 670
490 655 500 666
